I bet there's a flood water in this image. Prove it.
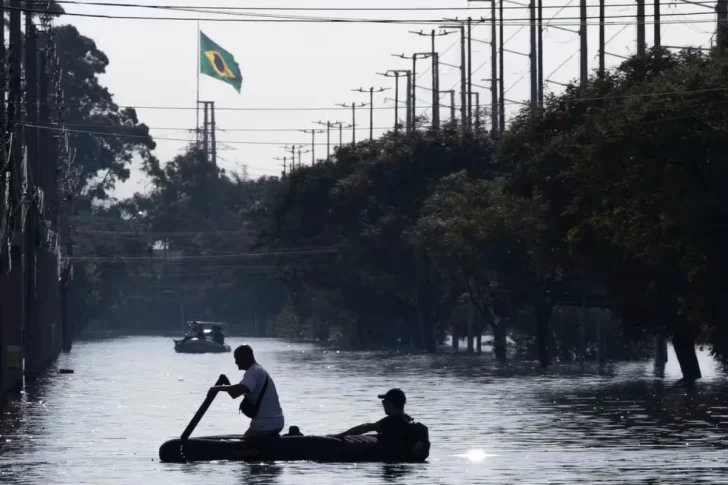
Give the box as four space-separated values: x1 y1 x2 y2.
1 336 727 484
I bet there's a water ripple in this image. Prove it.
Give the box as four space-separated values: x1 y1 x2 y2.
0 336 726 484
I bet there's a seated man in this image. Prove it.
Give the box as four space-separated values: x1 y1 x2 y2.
336 388 413 444
211 326 225 345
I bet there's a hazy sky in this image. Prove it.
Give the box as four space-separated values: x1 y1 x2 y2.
59 0 716 200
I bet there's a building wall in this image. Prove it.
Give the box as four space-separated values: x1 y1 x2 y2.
1 261 24 400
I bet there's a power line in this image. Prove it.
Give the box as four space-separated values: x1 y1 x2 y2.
26 0 494 11
21 83 728 144
22 84 728 133
69 247 341 262
26 103 425 111
21 121 405 132
72 228 259 235
28 0 718 12
4 4 720 26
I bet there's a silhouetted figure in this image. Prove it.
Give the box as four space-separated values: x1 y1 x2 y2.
336 388 413 445
284 426 303 436
209 345 285 437
212 326 225 345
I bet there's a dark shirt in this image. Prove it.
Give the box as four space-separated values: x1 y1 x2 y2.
376 414 413 444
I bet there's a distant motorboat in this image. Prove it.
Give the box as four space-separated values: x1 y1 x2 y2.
174 321 231 354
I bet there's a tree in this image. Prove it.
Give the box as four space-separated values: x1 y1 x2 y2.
412 172 559 362
54 24 155 200
501 47 728 379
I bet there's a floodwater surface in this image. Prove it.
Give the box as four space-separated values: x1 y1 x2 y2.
1 336 727 484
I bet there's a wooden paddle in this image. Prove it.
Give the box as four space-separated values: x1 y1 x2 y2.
181 374 231 441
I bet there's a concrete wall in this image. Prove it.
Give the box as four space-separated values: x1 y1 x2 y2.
2 246 67 405
25 249 64 379
1 249 24 401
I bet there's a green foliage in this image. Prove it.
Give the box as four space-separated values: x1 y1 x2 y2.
54 24 155 200
64 16 728 376
502 47 728 367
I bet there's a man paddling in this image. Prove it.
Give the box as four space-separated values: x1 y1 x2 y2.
209 345 285 437
336 388 413 443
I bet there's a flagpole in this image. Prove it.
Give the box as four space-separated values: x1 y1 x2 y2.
196 20 200 149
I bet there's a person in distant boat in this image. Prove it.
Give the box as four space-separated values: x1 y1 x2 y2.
208 345 285 437
336 388 413 443
211 326 225 345
179 322 198 344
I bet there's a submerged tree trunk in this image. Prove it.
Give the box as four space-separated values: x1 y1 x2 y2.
451 323 459 350
493 322 507 360
408 313 424 349
415 247 436 353
535 298 554 368
467 303 475 352
492 310 507 360
655 329 668 362
672 324 701 381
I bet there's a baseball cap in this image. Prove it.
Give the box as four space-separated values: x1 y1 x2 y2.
377 388 406 408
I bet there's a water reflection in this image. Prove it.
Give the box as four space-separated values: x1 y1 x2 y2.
244 463 282 484
380 463 414 483
540 378 728 450
0 336 727 484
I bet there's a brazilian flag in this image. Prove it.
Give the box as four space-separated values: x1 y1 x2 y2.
199 31 243 93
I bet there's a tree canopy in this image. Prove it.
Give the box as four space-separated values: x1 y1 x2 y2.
64 17 728 381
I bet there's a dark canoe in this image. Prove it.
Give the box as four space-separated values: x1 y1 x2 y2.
159 434 430 463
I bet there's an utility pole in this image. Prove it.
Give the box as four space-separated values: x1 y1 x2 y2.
285 146 293 170
300 129 323 165
446 90 456 122
210 101 216 167
23 10 39 379
201 101 209 162
333 121 350 149
0 1 4 260
469 92 481 130
274 156 287 175
499 0 505 132
294 145 304 168
410 29 453 131
440 24 467 134
6 0 24 392
197 101 216 164
491 0 499 132
461 26 467 134
393 53 432 130
580 0 588 87
314 121 340 160
300 149 311 167
281 145 302 170
537 0 544 109
654 0 661 49
530 1 538 114
599 0 605 77
467 17 473 129
336 102 366 146
637 0 646 57
0 2 4 280
378 70 411 132
717 0 728 49
9 0 23 231
353 87 388 140
438 90 456 124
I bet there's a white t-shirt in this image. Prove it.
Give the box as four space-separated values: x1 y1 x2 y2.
240 363 284 431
